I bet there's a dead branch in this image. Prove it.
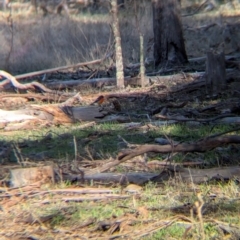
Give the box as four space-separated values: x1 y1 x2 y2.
118 135 240 162
0 70 53 93
62 195 130 202
186 23 217 31
182 0 214 17
0 188 116 198
14 58 106 80
60 92 83 106
154 113 236 122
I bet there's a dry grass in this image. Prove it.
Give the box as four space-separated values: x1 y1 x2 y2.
0 13 112 73
1 0 239 74
0 180 239 239
0 1 153 74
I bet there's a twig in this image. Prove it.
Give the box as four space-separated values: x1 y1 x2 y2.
62 194 130 202
195 191 206 240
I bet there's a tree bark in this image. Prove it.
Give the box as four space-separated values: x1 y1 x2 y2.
206 51 226 97
3 0 9 10
111 0 125 88
152 0 188 67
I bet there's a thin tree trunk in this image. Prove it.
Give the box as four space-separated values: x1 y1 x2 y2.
152 0 188 67
140 34 146 87
111 0 125 88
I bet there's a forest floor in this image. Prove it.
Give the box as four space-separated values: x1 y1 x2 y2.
0 2 240 240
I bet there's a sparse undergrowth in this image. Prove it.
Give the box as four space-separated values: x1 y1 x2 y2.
0 122 239 165
0 180 239 239
0 117 240 239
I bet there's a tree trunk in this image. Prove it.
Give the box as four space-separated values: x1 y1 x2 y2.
3 0 9 10
152 0 188 67
206 51 226 97
111 0 125 88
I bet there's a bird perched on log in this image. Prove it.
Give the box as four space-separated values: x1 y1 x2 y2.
90 95 121 112
90 95 105 106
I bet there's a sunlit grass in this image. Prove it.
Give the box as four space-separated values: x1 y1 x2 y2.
4 179 238 239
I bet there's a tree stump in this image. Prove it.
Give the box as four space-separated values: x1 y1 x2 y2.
206 51 226 97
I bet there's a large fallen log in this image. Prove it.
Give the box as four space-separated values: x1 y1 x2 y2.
62 165 240 185
0 105 107 124
150 165 240 184
5 164 240 186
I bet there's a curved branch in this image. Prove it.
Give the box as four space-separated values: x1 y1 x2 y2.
0 70 53 93
118 135 240 162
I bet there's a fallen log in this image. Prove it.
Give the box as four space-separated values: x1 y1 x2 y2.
64 172 159 185
0 105 107 124
151 165 240 184
62 165 240 185
14 58 105 80
44 68 238 92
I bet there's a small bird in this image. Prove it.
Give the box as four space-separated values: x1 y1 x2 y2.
90 95 105 106
90 95 122 112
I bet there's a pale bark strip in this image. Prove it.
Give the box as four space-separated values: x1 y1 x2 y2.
111 0 124 88
0 188 116 198
62 195 130 202
140 34 146 87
